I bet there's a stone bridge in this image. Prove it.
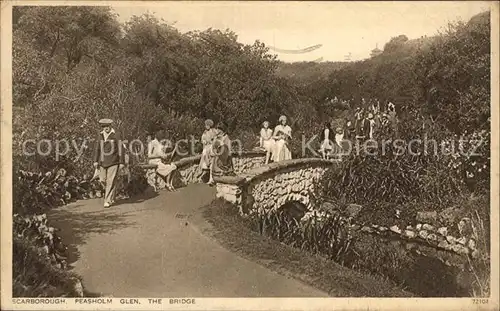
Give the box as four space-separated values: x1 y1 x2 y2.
140 152 338 214
140 150 268 190
213 158 338 215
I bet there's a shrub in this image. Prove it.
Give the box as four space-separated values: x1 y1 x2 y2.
13 237 83 297
13 167 103 216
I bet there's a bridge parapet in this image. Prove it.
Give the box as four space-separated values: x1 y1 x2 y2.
214 158 339 214
139 150 267 190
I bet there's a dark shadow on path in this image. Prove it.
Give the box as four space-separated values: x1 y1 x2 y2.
48 205 138 268
113 188 159 206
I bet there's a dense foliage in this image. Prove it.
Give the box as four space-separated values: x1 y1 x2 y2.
11 6 491 297
318 11 491 210
13 214 84 297
251 208 355 265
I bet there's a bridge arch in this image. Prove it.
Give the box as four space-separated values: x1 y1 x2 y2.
214 158 338 215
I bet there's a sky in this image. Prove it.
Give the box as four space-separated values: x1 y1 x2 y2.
112 1 492 62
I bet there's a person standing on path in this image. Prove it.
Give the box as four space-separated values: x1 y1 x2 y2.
93 119 125 208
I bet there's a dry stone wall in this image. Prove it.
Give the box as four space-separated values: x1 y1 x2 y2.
214 158 338 214
357 222 479 259
320 202 482 260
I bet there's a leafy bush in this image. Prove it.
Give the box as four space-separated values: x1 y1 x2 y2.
13 167 103 216
12 213 85 297
13 237 83 297
13 214 69 270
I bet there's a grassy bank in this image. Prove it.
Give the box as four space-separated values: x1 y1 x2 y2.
198 199 412 297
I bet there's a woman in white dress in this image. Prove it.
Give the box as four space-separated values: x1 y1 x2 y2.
260 121 274 164
272 115 292 162
319 122 333 159
199 119 217 183
148 130 177 191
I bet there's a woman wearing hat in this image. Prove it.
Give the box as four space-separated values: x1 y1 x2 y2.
92 118 125 208
272 115 292 162
199 119 217 183
208 122 235 185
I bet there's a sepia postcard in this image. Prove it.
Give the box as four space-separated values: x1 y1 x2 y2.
1 1 499 310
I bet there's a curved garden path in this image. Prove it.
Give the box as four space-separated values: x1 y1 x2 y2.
47 184 328 297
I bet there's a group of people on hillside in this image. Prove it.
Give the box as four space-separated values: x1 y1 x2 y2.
318 99 399 159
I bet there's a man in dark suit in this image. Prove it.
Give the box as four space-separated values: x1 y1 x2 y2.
92 118 125 208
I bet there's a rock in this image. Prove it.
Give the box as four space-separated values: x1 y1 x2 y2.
427 233 438 242
379 226 388 232
416 224 422 230
404 230 416 238
390 225 401 234
457 237 467 245
458 217 474 237
405 243 414 250
468 239 477 250
456 245 469 255
422 224 435 231
406 225 413 230
446 235 456 244
416 211 438 223
418 230 429 239
361 226 374 233
438 240 449 249
471 249 480 259
345 204 363 218
437 227 448 236
439 206 462 225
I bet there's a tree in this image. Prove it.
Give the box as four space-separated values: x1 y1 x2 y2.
383 34 409 53
15 6 121 70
